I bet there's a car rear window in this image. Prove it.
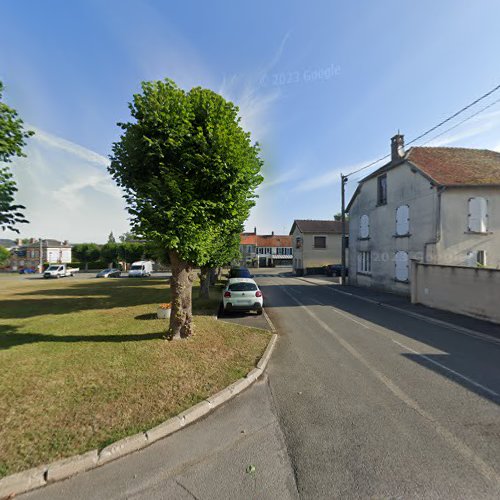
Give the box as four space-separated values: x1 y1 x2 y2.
230 269 251 278
229 282 258 291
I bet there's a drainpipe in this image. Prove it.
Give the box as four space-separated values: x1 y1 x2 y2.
423 186 444 263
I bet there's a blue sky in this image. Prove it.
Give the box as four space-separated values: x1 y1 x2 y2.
2 0 500 242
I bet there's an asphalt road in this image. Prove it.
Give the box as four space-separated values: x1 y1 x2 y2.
261 272 500 498
22 270 500 499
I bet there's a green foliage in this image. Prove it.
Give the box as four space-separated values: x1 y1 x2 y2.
118 231 139 242
0 245 10 266
107 231 116 244
72 243 101 264
118 242 145 263
100 242 119 265
108 79 263 266
0 81 34 232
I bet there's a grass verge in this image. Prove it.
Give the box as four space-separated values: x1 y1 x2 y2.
0 275 270 477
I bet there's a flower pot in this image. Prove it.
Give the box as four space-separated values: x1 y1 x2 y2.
157 307 171 319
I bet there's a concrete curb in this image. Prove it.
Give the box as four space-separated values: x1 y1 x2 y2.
0 331 278 500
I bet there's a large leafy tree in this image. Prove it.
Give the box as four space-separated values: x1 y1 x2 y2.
109 79 263 338
0 81 33 232
73 243 101 270
100 242 119 267
118 241 145 264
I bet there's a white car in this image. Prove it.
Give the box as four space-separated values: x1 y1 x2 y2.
222 278 263 315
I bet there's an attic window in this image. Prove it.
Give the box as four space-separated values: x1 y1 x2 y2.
377 175 387 205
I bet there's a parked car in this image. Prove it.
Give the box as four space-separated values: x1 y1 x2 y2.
227 267 253 279
221 278 263 315
325 264 348 277
18 267 36 274
128 260 153 277
43 264 79 278
96 268 121 278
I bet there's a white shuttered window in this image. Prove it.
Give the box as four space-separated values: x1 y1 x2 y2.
395 251 409 282
395 205 410 235
359 214 370 238
468 197 488 233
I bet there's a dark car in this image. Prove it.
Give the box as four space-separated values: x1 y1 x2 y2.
325 264 348 277
227 267 253 279
96 268 121 278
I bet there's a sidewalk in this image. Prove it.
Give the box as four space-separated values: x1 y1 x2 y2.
298 276 500 343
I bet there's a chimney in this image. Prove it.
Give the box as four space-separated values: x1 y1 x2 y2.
391 133 405 162
254 227 257 234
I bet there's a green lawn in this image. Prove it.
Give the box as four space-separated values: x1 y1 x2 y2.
0 275 270 478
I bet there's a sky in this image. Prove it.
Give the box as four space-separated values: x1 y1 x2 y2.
2 0 500 243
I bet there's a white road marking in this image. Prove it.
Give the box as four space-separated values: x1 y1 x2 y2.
293 284 500 399
391 339 499 398
281 286 500 487
297 277 500 347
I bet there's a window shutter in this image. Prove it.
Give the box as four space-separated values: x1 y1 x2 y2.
396 205 409 235
395 251 409 281
359 215 369 238
466 251 476 267
468 197 487 232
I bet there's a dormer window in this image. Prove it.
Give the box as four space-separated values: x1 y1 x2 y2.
377 175 387 205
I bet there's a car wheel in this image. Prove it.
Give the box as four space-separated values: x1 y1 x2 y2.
256 308 263 316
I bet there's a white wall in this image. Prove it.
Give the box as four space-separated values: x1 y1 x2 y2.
412 261 500 323
437 187 500 268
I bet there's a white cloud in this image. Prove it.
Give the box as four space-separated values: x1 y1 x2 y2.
29 126 109 167
3 127 130 243
258 167 303 191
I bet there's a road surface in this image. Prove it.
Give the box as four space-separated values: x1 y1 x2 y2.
23 270 500 499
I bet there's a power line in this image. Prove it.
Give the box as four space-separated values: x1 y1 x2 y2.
344 81 500 178
419 96 500 147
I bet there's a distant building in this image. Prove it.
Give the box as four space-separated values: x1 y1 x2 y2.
290 220 347 274
8 238 72 272
240 228 293 267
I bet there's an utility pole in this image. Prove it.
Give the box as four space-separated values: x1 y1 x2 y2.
38 238 43 274
340 174 348 285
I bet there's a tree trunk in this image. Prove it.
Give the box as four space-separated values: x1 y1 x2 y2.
209 267 217 286
169 251 195 339
199 266 211 300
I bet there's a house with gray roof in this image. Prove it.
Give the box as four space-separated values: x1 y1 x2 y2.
289 219 347 274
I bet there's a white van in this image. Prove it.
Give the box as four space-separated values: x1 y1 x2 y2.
128 260 153 277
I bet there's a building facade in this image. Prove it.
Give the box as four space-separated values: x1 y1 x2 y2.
240 229 293 267
290 220 347 274
9 239 72 272
348 134 500 294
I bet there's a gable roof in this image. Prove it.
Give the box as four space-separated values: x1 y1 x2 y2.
347 146 500 211
240 233 292 247
255 235 292 247
290 220 346 234
21 239 72 248
406 147 500 186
